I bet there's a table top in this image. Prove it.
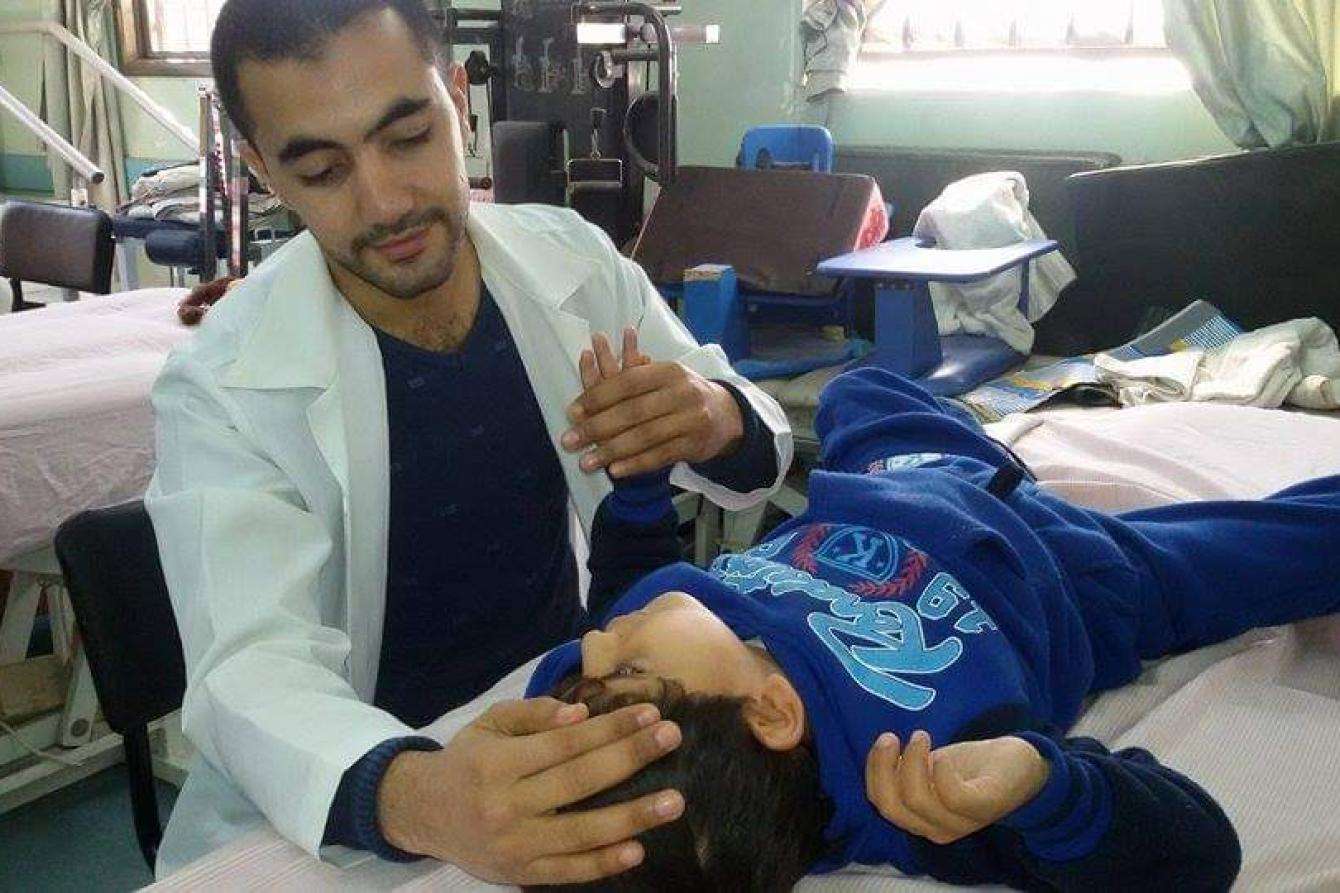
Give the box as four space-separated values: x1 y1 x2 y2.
817 236 1057 283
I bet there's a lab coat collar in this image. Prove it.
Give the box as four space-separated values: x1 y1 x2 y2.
222 231 340 391
467 201 598 311
222 203 598 392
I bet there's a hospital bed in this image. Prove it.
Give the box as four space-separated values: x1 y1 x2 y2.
143 398 1340 890
0 287 191 805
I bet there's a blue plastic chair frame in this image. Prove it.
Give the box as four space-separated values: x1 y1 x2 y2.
816 237 1059 396
738 125 836 173
675 124 862 380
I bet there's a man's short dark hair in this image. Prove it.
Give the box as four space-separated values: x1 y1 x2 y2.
532 675 838 893
210 0 442 144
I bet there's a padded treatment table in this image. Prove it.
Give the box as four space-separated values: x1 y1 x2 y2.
0 288 191 565
148 401 1340 892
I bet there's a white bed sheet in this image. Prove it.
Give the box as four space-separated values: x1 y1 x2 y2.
148 401 1340 891
0 288 190 564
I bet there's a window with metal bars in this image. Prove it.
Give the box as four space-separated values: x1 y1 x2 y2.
115 0 227 76
863 1 1168 57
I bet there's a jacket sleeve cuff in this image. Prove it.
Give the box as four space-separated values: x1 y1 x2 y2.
323 735 443 862
689 380 779 492
607 470 675 525
999 732 1113 862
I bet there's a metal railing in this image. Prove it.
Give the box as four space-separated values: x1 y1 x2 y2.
0 19 196 193
0 84 103 184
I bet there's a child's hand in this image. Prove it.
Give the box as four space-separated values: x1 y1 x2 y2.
865 731 1049 846
578 327 650 391
564 326 745 479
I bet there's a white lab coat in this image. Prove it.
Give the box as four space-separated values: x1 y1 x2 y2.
145 202 792 877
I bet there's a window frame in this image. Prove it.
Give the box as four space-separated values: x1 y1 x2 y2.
860 4 1168 61
114 0 214 77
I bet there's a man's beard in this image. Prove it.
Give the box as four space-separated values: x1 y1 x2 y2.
334 202 467 301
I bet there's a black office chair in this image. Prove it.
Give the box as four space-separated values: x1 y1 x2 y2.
53 501 186 869
0 199 114 312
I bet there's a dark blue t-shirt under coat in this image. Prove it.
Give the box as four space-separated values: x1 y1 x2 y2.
371 285 584 727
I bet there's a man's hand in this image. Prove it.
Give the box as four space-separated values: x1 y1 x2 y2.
378 697 685 885
177 275 239 325
561 328 744 478
865 731 1049 846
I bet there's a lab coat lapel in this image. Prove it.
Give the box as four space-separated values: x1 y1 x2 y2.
467 205 607 529
225 235 388 699
328 303 391 700
302 297 390 702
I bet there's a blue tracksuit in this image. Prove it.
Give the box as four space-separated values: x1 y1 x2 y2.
528 368 1340 891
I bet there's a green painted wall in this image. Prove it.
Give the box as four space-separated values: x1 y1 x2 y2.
0 0 201 193
674 0 806 168
124 76 208 162
673 0 1241 167
4 1 1336 192
826 88 1235 164
0 0 62 159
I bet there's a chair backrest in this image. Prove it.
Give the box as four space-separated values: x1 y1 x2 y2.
833 145 1120 261
739 125 835 173
1034 141 1340 356
0 199 114 294
54 502 186 734
632 165 878 296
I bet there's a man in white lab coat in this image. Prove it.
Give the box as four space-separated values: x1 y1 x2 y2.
146 0 791 883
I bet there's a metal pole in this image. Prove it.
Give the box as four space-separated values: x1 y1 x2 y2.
198 89 219 282
0 21 197 152
571 2 678 184
0 84 104 183
219 109 250 277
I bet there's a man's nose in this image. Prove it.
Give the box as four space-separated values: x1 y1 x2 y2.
353 154 414 228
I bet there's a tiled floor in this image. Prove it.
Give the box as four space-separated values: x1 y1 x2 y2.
0 767 177 892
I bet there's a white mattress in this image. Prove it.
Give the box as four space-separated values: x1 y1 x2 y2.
0 288 190 565
150 400 1340 891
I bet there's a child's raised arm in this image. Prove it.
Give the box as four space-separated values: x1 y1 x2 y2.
582 330 682 622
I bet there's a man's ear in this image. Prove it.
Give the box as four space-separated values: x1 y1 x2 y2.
743 673 806 752
240 141 271 193
444 60 471 141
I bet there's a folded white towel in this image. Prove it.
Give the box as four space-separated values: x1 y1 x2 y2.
913 171 1076 354
1093 350 1204 405
1094 317 1340 410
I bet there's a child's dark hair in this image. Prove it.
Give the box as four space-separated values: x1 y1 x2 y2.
532 674 836 893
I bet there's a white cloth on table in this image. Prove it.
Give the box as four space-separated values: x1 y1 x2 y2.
1094 317 1340 410
912 171 1076 354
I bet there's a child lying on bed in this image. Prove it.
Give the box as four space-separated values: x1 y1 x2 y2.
526 343 1340 892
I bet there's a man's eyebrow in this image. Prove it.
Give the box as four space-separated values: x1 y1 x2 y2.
274 98 433 166
365 97 432 140
277 137 342 166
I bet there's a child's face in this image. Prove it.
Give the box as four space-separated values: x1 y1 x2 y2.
580 591 764 700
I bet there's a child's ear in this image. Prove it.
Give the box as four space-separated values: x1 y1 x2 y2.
743 673 807 751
